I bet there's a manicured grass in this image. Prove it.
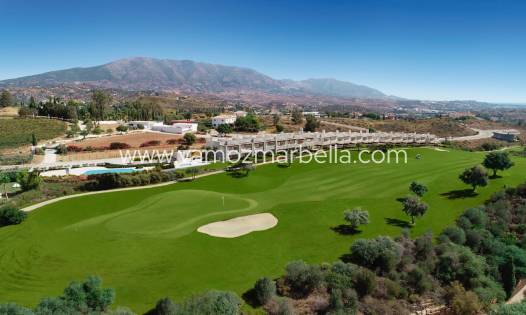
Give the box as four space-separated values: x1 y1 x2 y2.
0 118 66 148
0 148 525 312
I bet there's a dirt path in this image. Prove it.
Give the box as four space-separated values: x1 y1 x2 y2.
320 120 368 131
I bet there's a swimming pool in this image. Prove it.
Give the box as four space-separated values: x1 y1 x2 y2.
83 168 141 175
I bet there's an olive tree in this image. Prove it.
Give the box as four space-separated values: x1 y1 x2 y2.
402 195 428 224
459 165 488 192
343 208 369 230
483 151 514 177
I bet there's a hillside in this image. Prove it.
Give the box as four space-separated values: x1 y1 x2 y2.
0 57 387 100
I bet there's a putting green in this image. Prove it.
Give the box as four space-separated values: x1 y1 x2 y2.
0 148 525 312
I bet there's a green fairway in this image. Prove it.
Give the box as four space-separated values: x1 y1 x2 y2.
0 148 525 312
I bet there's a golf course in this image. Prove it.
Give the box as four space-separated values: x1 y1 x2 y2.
0 148 525 312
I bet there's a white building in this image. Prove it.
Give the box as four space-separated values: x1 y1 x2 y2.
128 120 198 134
235 110 247 118
128 121 162 130
212 115 237 128
151 122 198 134
303 111 321 118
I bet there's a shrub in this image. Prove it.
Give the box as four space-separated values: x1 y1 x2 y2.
0 303 33 315
109 142 131 150
254 277 276 305
35 275 115 314
66 145 83 152
441 226 466 245
352 267 377 298
116 125 128 133
140 140 161 147
166 139 180 145
175 290 241 315
350 236 402 274
16 170 41 191
0 206 27 226
183 133 196 145
155 297 177 315
55 144 68 155
284 260 324 297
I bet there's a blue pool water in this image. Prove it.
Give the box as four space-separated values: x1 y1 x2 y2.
83 168 140 175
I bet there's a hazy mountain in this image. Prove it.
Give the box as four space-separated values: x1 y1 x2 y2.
293 78 386 99
0 57 387 99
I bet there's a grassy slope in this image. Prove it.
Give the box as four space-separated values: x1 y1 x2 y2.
0 118 66 149
0 148 525 312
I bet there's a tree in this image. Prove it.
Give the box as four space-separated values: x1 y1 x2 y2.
174 290 241 315
28 96 37 109
116 125 128 133
0 206 27 226
89 90 112 120
501 255 517 297
483 152 514 177
0 172 9 200
31 133 37 147
0 303 33 315
459 165 488 192
272 114 280 126
343 208 369 230
17 170 41 191
35 275 115 314
275 124 284 133
155 297 177 315
291 109 303 125
284 260 323 297
402 195 428 224
0 90 13 107
409 181 428 197
303 114 319 132
80 129 89 139
185 168 199 180
216 123 232 134
183 112 192 120
183 133 196 146
445 281 482 315
352 268 377 298
254 277 276 305
350 236 402 274
234 114 261 132
441 226 466 245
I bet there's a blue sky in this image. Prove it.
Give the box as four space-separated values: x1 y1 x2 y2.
1 0 525 102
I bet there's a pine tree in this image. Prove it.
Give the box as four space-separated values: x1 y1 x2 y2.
0 90 13 107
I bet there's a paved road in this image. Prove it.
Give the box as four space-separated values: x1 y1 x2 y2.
448 128 518 142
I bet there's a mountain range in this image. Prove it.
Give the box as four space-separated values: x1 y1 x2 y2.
0 57 387 100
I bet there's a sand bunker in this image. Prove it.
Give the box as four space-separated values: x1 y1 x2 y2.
197 213 278 238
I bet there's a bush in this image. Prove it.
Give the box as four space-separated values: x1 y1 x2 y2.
154 297 177 315
140 140 161 147
166 139 180 145
174 290 241 315
66 145 83 152
350 236 402 274
441 226 466 245
254 277 276 305
183 133 196 145
116 125 128 133
109 142 131 150
352 267 377 298
17 170 41 191
55 144 68 155
284 260 324 298
35 275 115 314
0 206 27 226
0 303 34 315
